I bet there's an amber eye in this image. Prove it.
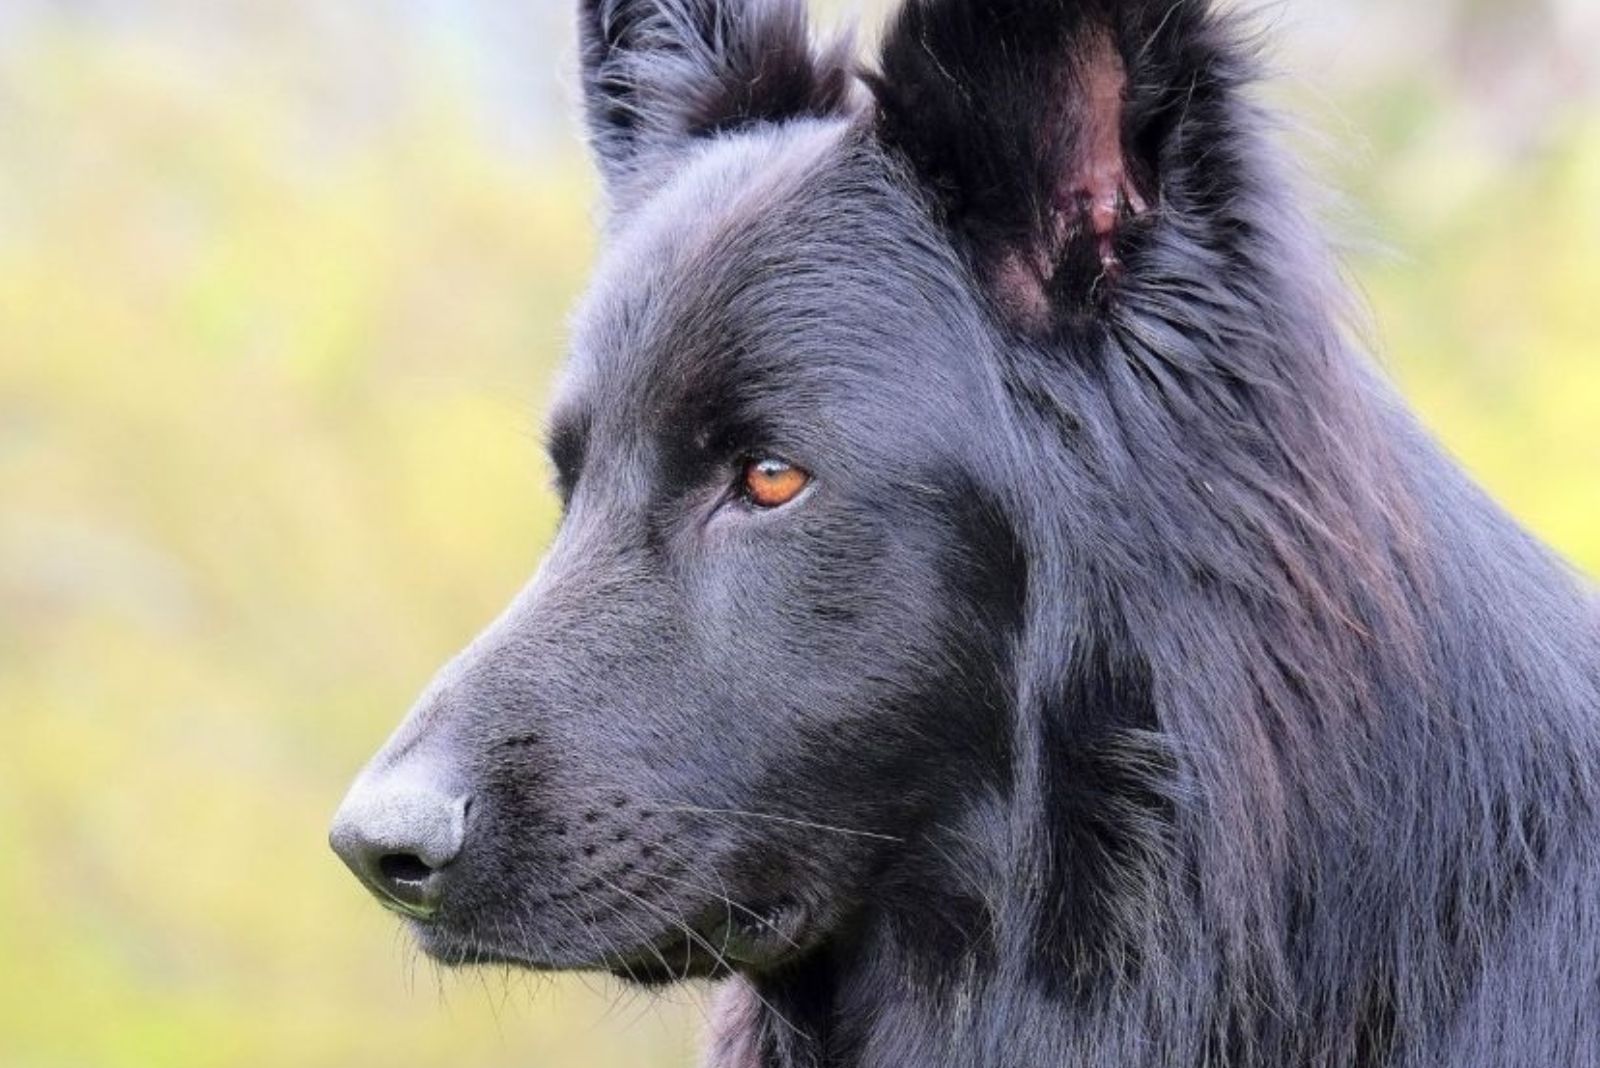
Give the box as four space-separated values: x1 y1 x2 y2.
741 457 811 509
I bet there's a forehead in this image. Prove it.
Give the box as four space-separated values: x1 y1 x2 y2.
557 120 971 452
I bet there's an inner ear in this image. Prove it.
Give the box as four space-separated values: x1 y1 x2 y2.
1021 31 1152 325
871 1 1196 334
1056 32 1151 278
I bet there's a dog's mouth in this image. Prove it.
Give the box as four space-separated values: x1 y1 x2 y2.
408 897 809 984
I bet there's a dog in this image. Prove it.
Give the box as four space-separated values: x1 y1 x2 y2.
331 2 1600 1065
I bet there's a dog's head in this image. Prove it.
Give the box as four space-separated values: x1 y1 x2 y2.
332 0 1215 981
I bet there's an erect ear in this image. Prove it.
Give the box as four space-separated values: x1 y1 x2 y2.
870 0 1247 333
578 0 855 207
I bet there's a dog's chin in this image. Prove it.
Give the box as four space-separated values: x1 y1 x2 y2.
409 921 739 984
406 899 812 985
409 922 569 972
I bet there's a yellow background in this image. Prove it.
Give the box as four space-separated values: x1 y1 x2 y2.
2 2 1596 1066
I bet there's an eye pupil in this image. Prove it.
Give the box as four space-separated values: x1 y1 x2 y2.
743 457 810 508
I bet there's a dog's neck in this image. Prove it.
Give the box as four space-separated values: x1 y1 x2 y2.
699 637 1182 1068
701 866 1146 1068
703 931 1095 1068
704 934 985 1068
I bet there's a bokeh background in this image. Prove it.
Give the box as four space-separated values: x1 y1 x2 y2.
1 1 1597 1066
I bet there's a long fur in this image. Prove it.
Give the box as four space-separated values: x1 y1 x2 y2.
339 2 1600 1066
698 3 1600 1064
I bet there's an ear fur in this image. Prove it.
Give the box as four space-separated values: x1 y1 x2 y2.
869 0 1250 332
579 0 856 207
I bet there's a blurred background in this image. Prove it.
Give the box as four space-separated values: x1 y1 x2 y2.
1 1 1596 1066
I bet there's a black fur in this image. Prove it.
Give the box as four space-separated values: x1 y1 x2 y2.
338 1 1600 1065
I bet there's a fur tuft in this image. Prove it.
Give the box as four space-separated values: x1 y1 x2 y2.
580 0 857 208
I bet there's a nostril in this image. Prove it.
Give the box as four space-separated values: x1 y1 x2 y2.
378 852 435 885
330 780 468 918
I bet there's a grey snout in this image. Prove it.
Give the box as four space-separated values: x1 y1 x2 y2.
330 768 469 919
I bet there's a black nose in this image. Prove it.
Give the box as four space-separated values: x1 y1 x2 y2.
329 776 468 919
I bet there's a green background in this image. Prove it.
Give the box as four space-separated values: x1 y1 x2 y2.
2 2 1596 1065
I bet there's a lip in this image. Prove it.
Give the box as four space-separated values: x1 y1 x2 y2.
404 899 808 981
366 879 443 922
609 931 736 985
608 898 811 981
411 920 733 982
411 923 562 970
703 898 809 969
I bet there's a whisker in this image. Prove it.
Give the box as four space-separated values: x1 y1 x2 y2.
566 888 647 988
474 931 507 1039
527 893 660 1034
638 863 801 951
543 890 612 970
595 875 804 1038
654 803 903 842
583 882 683 982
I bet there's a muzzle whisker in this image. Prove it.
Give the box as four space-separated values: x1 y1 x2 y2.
598 874 718 985
539 890 614 977
595 875 804 1038
579 881 681 984
650 802 903 843
638 856 802 951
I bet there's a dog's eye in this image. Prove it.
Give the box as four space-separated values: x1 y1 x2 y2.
741 457 810 509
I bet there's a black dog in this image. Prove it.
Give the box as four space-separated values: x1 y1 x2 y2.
331 2 1600 1065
